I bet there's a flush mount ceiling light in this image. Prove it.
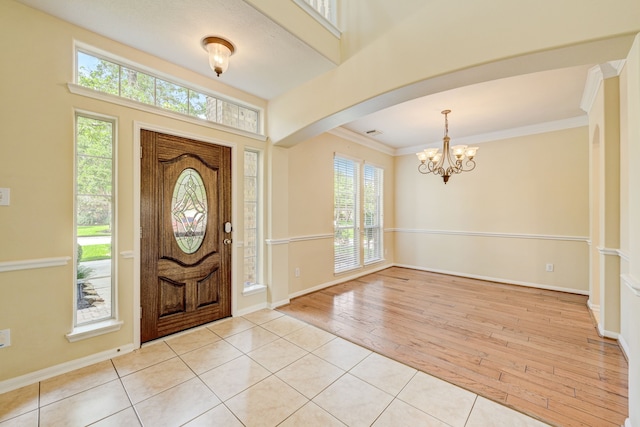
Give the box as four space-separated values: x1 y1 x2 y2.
416 110 479 184
201 36 235 77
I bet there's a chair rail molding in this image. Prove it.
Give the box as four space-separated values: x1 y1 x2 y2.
0 256 71 273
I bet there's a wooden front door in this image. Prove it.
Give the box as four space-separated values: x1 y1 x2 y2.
140 130 232 342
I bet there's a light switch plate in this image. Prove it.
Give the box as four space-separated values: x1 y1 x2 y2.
0 188 10 206
0 329 10 348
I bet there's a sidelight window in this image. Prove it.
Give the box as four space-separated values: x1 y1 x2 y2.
75 113 115 326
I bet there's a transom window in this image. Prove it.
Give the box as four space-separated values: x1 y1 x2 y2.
75 49 261 134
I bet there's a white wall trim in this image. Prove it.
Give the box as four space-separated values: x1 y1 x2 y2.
0 256 71 273
618 334 630 361
392 228 588 243
396 116 588 156
269 298 291 309
597 323 619 340
580 60 627 112
587 300 600 314
266 233 333 245
597 246 620 257
618 250 630 262
120 250 134 259
395 263 589 295
0 343 135 395
328 127 396 156
235 301 269 317
621 274 640 297
624 418 632 427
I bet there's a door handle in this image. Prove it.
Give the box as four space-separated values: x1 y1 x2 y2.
223 238 232 245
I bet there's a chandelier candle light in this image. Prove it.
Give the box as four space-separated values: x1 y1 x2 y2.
416 110 479 184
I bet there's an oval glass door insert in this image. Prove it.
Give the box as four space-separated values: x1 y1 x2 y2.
171 168 207 253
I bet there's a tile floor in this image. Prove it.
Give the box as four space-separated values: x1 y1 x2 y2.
0 310 550 427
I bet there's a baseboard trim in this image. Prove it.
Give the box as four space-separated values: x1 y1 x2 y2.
235 301 268 317
618 334 630 361
597 323 619 340
394 264 589 296
0 343 135 395
624 418 633 427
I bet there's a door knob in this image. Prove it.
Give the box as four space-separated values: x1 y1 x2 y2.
223 238 232 245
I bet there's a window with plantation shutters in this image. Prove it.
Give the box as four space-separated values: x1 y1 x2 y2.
364 164 383 264
334 156 360 273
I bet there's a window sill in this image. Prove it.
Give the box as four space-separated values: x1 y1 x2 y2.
242 284 267 296
65 319 124 343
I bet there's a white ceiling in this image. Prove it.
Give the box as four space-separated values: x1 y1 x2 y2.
16 0 595 151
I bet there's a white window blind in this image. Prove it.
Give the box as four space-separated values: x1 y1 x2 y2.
364 164 383 264
334 156 360 273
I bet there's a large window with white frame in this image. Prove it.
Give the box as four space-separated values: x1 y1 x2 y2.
364 163 384 264
75 113 115 325
334 156 384 273
244 149 261 288
334 155 360 273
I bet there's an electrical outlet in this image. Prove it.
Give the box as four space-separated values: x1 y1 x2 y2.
546 263 554 272
0 329 10 348
294 267 300 278
0 188 9 206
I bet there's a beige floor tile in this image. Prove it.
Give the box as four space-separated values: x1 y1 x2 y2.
0 409 38 427
242 308 284 325
283 324 336 352
0 383 38 423
165 327 221 355
183 404 244 426
199 355 271 401
180 340 243 375
135 378 220 427
276 353 345 399
398 371 477 427
248 338 308 373
40 360 118 406
260 315 307 336
225 375 307 427
91 407 141 426
207 316 255 338
466 396 551 427
372 399 450 427
223 326 279 353
279 402 346 427
121 357 195 403
350 352 417 396
313 373 394 427
111 341 176 377
39 380 130 427
312 337 372 371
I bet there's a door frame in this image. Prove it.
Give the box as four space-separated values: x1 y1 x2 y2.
133 122 238 349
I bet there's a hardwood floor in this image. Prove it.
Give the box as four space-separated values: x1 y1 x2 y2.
277 267 628 427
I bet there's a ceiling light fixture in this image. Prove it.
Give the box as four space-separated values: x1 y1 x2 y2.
201 36 235 77
416 110 479 184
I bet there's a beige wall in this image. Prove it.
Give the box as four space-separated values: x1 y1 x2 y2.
283 133 395 297
394 127 590 292
0 2 268 381
269 0 640 145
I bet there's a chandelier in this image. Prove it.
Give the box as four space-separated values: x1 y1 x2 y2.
416 110 478 184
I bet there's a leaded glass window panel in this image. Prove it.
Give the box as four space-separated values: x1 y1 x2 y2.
172 168 208 254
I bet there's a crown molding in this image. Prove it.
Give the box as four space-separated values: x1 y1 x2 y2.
395 115 587 156
580 60 627 113
328 127 396 155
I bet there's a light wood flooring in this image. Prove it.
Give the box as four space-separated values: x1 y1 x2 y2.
278 267 629 427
